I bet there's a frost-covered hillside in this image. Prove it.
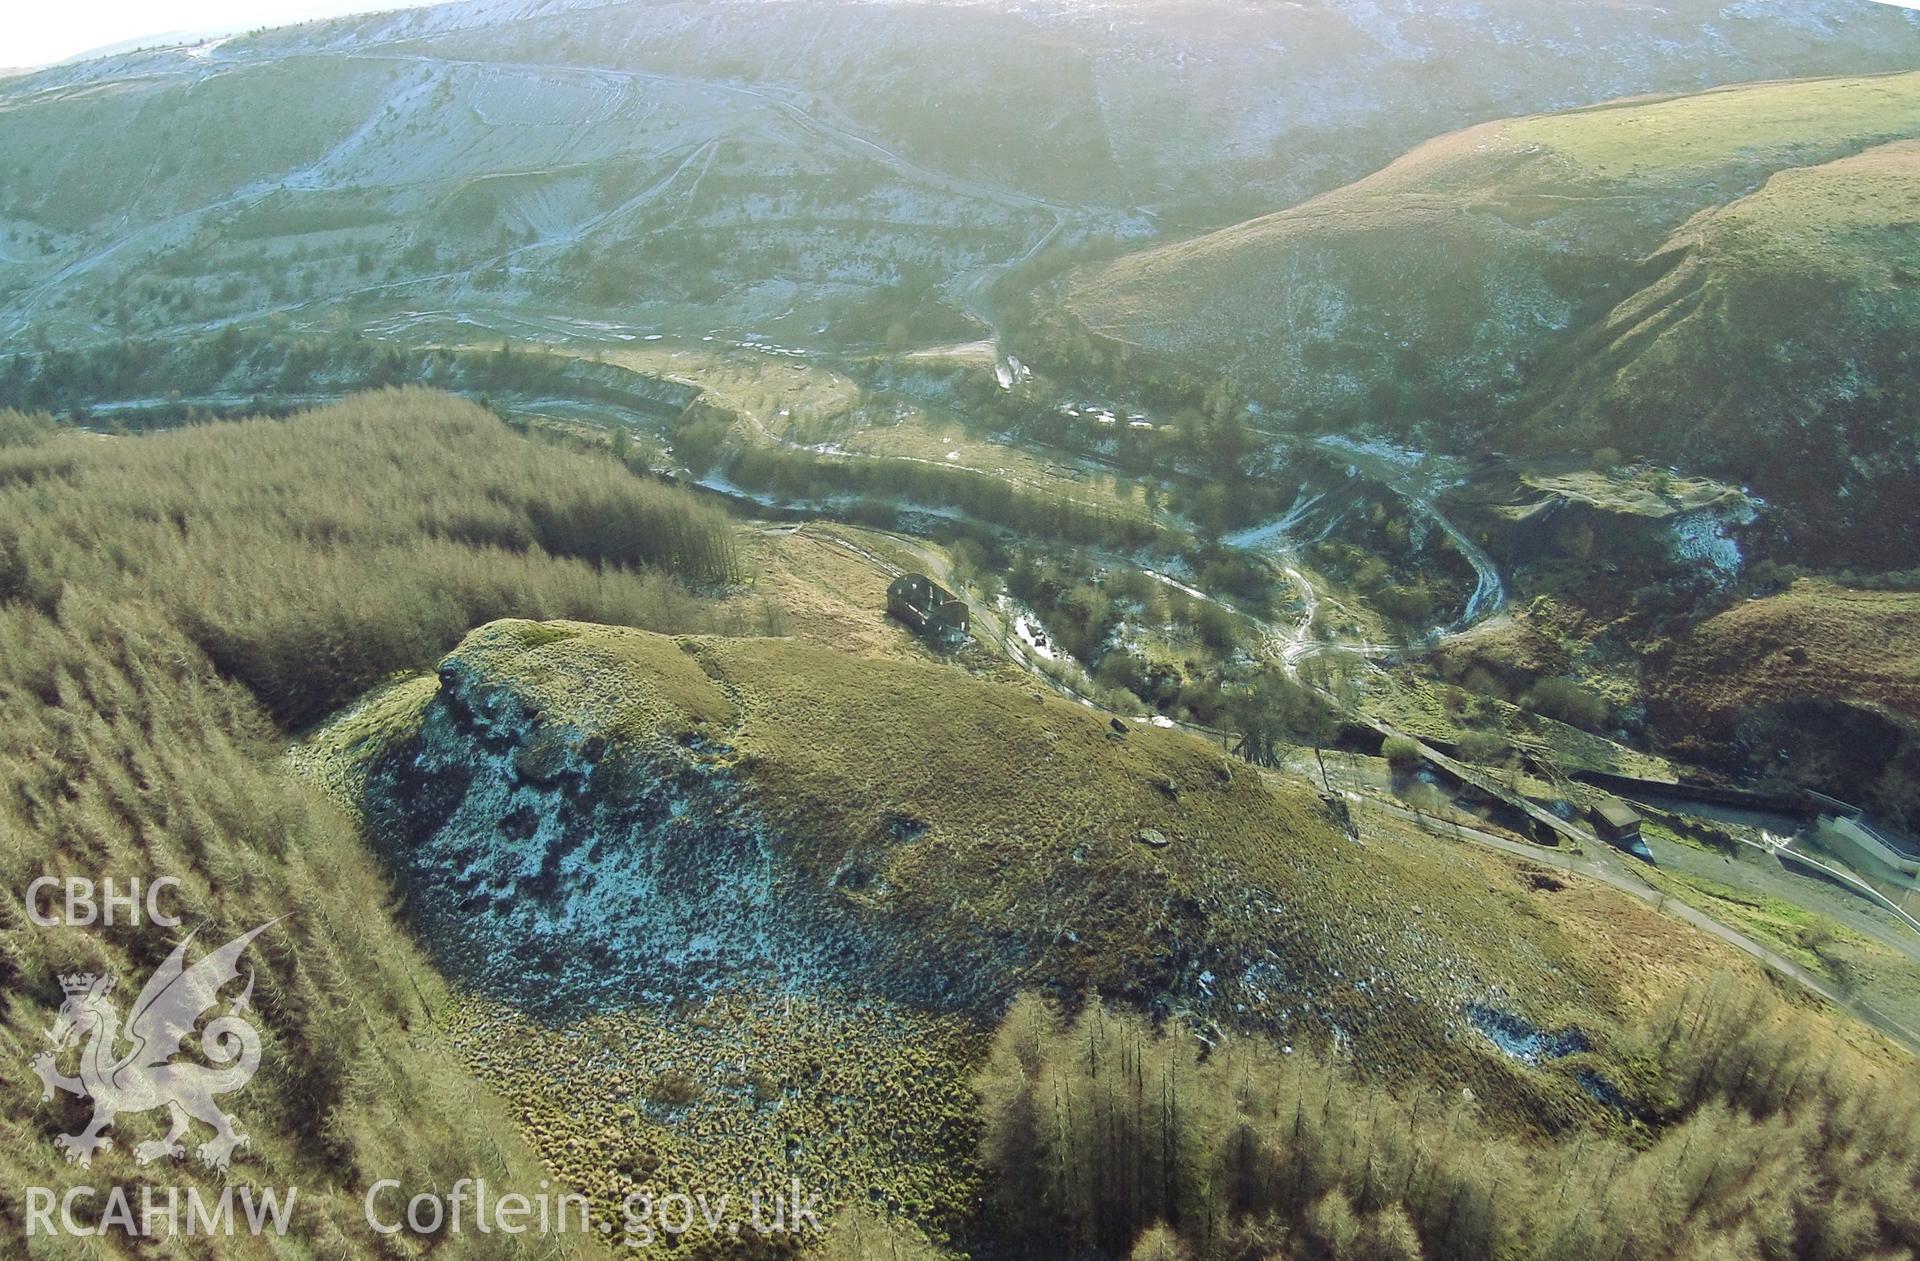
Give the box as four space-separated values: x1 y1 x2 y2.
2 0 1916 350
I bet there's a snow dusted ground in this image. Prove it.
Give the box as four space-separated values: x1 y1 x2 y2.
0 21 1053 346
1670 501 1759 580
6 0 1916 348
1007 605 1059 661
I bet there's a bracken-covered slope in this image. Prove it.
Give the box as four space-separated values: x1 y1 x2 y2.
1064 72 1920 559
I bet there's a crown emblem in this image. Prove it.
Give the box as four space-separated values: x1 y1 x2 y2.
60 973 97 996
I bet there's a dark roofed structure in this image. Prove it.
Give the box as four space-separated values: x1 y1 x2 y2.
887 573 970 640
1589 798 1650 859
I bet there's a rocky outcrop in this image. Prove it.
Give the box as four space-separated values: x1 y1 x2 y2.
361 623 864 1014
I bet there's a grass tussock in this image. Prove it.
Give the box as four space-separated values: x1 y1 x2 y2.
441 991 985 1257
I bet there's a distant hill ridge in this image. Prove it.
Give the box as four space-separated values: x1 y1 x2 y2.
5 0 1920 354
1062 70 1920 563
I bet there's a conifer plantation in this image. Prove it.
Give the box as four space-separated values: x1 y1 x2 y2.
975 989 1920 1261
0 390 734 1259
0 389 738 724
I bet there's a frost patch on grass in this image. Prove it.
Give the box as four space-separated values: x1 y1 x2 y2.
1466 1004 1590 1066
364 650 852 1016
1670 501 1757 579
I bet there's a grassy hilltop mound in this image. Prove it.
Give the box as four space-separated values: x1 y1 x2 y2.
1062 72 1920 555
327 617 1560 1043
316 613 1920 1253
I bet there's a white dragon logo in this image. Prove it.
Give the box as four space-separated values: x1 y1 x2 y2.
30 919 279 1172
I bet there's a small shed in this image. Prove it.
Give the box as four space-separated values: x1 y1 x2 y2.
887 573 970 639
1589 798 1644 849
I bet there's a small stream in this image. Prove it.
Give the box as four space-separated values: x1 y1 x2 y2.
1420 501 1506 631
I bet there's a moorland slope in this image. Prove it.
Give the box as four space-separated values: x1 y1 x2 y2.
1065 72 1920 558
